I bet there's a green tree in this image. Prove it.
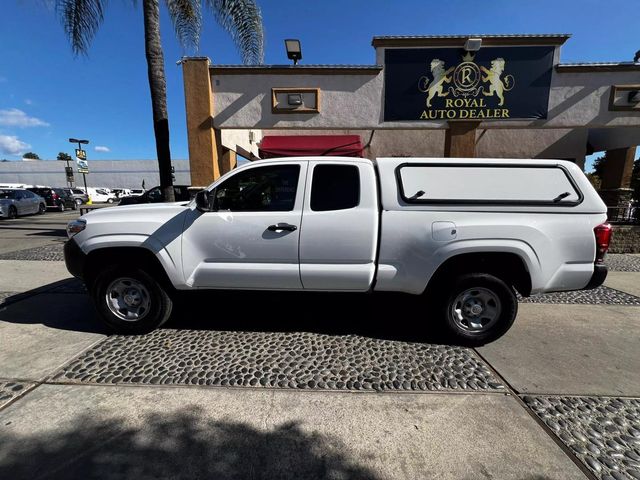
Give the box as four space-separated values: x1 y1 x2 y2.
22 152 40 160
57 152 73 161
56 0 264 201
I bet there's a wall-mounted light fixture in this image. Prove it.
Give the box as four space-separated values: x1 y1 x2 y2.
285 39 302 65
464 38 482 52
287 93 303 106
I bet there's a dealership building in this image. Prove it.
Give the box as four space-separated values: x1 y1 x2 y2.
181 33 639 211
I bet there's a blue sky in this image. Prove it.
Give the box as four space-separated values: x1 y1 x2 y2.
0 0 636 170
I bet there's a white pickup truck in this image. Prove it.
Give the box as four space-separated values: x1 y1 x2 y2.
64 157 611 344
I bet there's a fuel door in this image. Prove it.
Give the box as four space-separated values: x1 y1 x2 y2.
432 221 457 242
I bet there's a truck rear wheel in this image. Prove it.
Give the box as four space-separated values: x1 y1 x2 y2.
440 273 517 346
91 266 173 334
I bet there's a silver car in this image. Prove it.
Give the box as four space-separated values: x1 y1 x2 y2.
0 189 46 219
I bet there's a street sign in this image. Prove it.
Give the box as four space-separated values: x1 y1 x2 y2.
75 149 87 160
65 166 74 182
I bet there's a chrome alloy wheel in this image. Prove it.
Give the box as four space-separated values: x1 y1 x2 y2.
450 287 502 332
105 277 151 322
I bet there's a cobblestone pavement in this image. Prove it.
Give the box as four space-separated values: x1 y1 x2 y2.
607 254 640 272
0 381 32 409
519 286 640 305
524 395 640 480
0 244 64 261
53 329 505 392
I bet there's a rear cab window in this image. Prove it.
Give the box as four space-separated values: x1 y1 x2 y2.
311 164 360 211
397 163 582 205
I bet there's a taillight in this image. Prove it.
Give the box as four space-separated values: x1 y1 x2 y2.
594 223 612 264
52 191 59 200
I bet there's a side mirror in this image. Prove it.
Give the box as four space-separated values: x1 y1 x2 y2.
195 190 213 212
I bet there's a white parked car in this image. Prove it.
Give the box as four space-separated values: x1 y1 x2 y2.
64 157 610 344
86 187 117 204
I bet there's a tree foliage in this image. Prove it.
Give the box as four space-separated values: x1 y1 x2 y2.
22 152 40 159
57 152 73 161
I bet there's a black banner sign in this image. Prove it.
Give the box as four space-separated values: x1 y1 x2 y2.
384 46 554 121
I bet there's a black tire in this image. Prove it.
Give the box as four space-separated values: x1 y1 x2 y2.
71 201 77 211
8 206 18 219
439 273 517 346
91 266 173 334
38 203 46 215
75 198 83 206
58 201 65 212
107 198 114 204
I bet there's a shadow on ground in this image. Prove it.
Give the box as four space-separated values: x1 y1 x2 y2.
1 279 446 343
0 407 379 480
171 289 447 344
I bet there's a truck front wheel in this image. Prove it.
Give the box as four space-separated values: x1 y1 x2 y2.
440 273 517 346
91 266 173 334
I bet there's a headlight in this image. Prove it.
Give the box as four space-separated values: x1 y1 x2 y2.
66 219 86 238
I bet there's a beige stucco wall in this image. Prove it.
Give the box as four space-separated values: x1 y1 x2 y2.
212 68 640 131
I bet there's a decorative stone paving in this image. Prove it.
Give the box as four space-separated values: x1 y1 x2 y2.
0 244 64 261
607 254 640 273
0 381 32 409
53 329 504 392
524 395 640 480
519 286 640 305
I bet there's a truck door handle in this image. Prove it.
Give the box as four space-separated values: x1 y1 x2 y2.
267 223 297 232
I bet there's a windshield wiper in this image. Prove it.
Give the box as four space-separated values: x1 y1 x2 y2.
553 191 571 203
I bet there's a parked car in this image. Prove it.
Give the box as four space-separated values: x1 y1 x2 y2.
87 187 117 204
111 188 132 199
27 187 77 211
65 157 610 343
118 185 191 205
0 188 46 218
66 188 89 206
129 189 145 196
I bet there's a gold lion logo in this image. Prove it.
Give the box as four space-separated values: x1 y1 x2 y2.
480 58 514 106
418 59 455 107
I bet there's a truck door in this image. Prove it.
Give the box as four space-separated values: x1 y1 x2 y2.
182 162 306 290
299 161 378 291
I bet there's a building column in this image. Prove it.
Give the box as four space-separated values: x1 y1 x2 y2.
444 121 480 158
182 57 224 187
598 146 636 209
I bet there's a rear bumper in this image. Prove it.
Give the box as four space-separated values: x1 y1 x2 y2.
583 264 608 290
64 237 86 279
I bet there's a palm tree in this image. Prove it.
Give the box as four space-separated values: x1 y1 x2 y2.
56 0 264 201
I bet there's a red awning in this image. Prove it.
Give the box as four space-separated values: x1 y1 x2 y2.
259 135 363 159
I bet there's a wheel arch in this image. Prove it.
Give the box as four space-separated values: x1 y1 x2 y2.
83 246 176 291
425 251 533 297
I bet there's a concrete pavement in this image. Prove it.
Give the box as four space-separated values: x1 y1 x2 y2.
0 384 585 480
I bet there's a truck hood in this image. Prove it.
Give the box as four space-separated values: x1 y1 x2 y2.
74 202 192 246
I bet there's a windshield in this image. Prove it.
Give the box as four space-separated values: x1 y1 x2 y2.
0 190 16 199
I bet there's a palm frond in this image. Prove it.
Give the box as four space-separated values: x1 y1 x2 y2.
204 0 264 64
55 0 106 56
165 0 202 52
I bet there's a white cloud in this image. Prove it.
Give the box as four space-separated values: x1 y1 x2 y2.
0 135 31 155
0 108 49 128
94 145 110 152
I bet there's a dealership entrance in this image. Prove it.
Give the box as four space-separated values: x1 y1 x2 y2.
181 34 640 210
